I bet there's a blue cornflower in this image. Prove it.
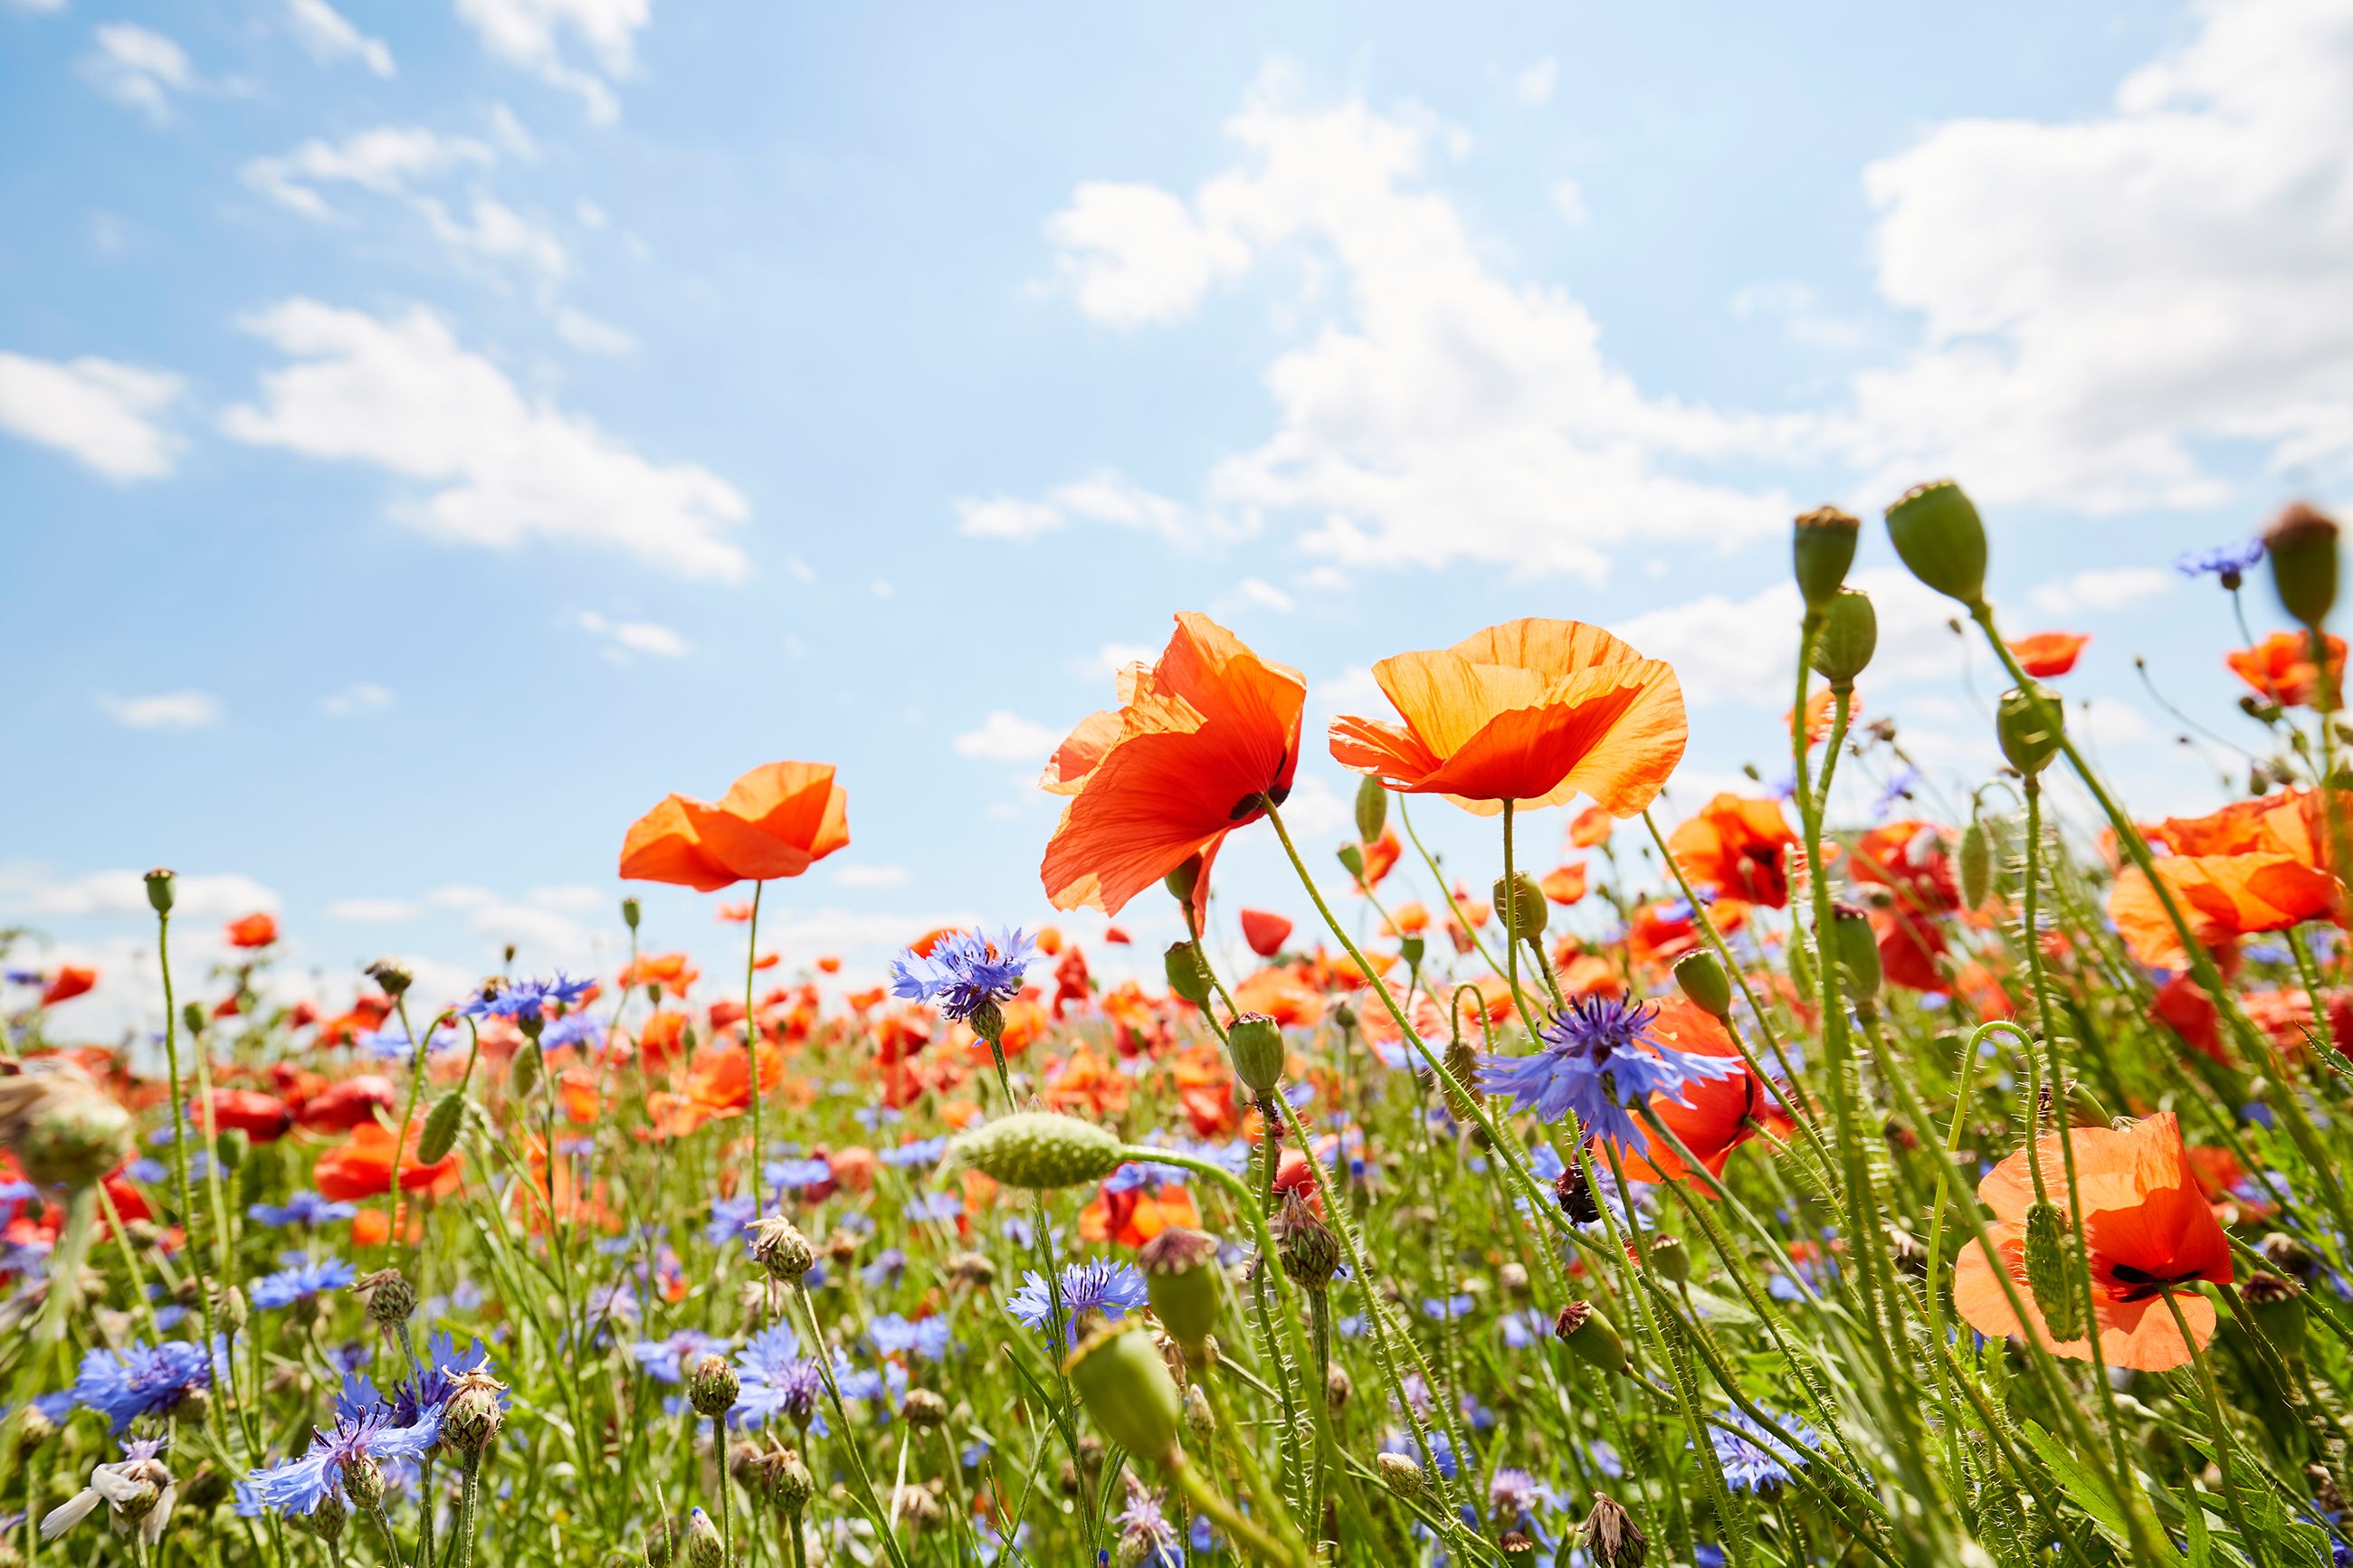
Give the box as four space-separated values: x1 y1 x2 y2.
249 1191 357 1229
889 927 1040 1025
906 1192 963 1223
879 1137 948 1168
1114 1477 1183 1567
251 1257 357 1311
1700 1406 1820 1492
766 1156 834 1193
356 1022 460 1061
1006 1259 1148 1345
462 973 595 1020
539 1011 605 1050
731 1325 829 1433
631 1331 731 1384
73 1339 220 1433
861 1248 909 1287
2176 538 2265 584
240 1374 440 1517
1480 995 1741 1155
1420 1294 1474 1321
704 1195 757 1250
868 1314 951 1362
1872 767 1921 821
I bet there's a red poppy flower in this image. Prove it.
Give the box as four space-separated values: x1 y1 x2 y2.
2006 632 2090 678
294 1075 397 1132
2226 631 2346 708
1618 999 1790 1187
39 966 96 1006
200 1089 293 1143
1240 908 1293 957
620 762 851 891
1538 865 1588 906
315 1121 462 1202
225 913 280 949
1668 794 1800 909
1567 804 1614 849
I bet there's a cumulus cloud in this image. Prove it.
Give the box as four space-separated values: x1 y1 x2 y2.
286 0 395 77
956 470 1244 546
81 24 195 122
243 127 497 221
833 864 913 890
222 299 751 580
454 0 648 123
2027 565 2174 617
320 681 395 717
0 865 278 919
577 610 690 660
97 690 221 730
0 351 182 479
953 711 1061 765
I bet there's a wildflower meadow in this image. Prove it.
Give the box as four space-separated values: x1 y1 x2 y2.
9 489 2353 1568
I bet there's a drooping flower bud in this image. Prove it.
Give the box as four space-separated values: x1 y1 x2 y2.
1492 872 1547 940
418 1089 468 1165
2264 501 2340 631
1672 950 1731 1020
1997 683 2065 777
2021 1202 2085 1342
1162 942 1214 1009
1885 479 1989 609
145 868 176 916
1808 588 1877 690
948 1111 1128 1191
1137 1227 1223 1364
1273 1191 1341 1289
901 1388 948 1430
1163 855 1203 906
1554 1299 1629 1375
1064 1324 1184 1468
1793 506 1860 613
1224 1013 1286 1098
1826 903 1882 1005
748 1213 816 1282
687 1353 740 1418
1376 1452 1426 1499
1958 819 1991 908
1355 774 1388 843
1581 1492 1650 1568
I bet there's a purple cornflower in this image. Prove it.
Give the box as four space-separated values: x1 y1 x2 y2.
889 927 1039 1025
1115 1476 1183 1567
1481 995 1741 1155
239 1374 439 1517
1700 1406 1820 1492
356 1022 460 1061
878 1136 948 1168
1006 1259 1148 1345
249 1191 357 1229
2176 538 2265 585
732 1325 829 1433
629 1330 731 1384
1871 766 1921 820
868 1314 950 1362
766 1156 834 1193
73 1339 220 1433
251 1256 357 1311
462 973 595 1021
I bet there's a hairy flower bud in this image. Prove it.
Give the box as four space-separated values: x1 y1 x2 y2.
1065 1324 1184 1468
1137 1227 1223 1364
1162 942 1214 1009
418 1089 468 1166
1826 903 1883 1006
1885 479 1989 609
1224 1013 1286 1098
1376 1452 1426 1499
1646 1233 1688 1287
687 1353 740 1418
442 1368 508 1457
1958 819 1992 909
767 1448 815 1513
1581 1492 1650 1568
1554 1299 1629 1375
1273 1191 1341 1289
1808 588 1877 689
748 1213 816 1283
948 1112 1128 1191
1554 1164 1601 1226
683 1506 724 1568
2264 501 2340 631
343 1454 386 1512
2021 1202 2085 1343
354 1268 415 1326
1492 872 1547 940
0 1075 134 1191
1355 775 1389 844
1672 950 1731 1020
1793 505 1860 613
2262 1231 2319 1279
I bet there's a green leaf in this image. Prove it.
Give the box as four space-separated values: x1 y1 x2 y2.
2017 1421 2130 1548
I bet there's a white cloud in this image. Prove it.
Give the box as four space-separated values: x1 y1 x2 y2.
833 864 912 890
454 0 647 124
0 351 182 479
1073 641 1154 680
286 0 395 77
422 880 615 962
956 470 1246 546
223 299 750 580
1847 0 2353 508
1044 182 1251 327
82 24 195 122
1548 177 1587 225
554 307 635 356
320 681 395 717
97 690 221 731
953 711 1061 765
2027 565 2173 617
1510 57 1558 106
1273 771 1348 837
242 126 497 220
417 195 568 287
577 610 689 660
1218 575 1296 614
1730 280 1867 352
327 897 421 922
0 865 278 919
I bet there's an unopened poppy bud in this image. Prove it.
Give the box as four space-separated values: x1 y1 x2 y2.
683 1506 724 1568
902 1388 948 1430
182 1002 206 1038
1332 997 1358 1032
1826 903 1882 1004
418 1090 467 1166
1336 842 1367 880
1958 820 1992 908
1137 1227 1223 1363
1273 1191 1341 1289
1224 1012 1285 1098
1554 1299 1628 1374
1064 1324 1184 1468
2264 501 2339 631
948 1111 1128 1191
1793 505 1861 613
1493 871 1547 939
343 1454 386 1512
1162 942 1214 1009
144 868 176 916
1354 774 1389 843
748 1213 816 1282
1646 1233 1688 1286
687 1353 739 1418
1376 1452 1426 1499
2244 1272 2308 1364
364 957 412 998
1163 855 1203 905
2262 1231 2319 1279
621 897 641 932
2021 1202 2085 1342
510 1040 542 1098
1997 683 2064 777
1809 588 1877 689
1672 950 1731 1020
1885 479 1988 609
355 1269 415 1326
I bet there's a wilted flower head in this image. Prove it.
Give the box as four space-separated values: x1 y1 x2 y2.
41 1436 176 1545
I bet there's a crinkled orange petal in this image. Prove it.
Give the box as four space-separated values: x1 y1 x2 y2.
2108 852 2339 966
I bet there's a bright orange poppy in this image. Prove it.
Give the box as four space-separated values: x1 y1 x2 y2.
2144 789 2329 864
1539 864 1588 905
2007 632 2090 678
1619 999 1787 1187
1952 1112 2232 1371
225 913 280 949
1080 1179 1204 1249
1668 795 1800 909
1041 613 1305 925
1354 828 1403 890
1329 619 1685 816
1240 908 1293 957
294 1075 396 1133
620 762 851 891
644 1040 788 1138
39 966 96 1006
1567 803 1614 849
2109 852 2339 966
315 1120 462 1202
2226 631 2346 708
200 1089 293 1143
618 953 700 994
1232 966 1326 1028
1785 688 1862 747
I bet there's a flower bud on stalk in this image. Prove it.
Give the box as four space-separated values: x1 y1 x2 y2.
145 868 176 916
0 1074 135 1191
1885 480 1989 610
1672 950 1732 1020
2264 501 2340 632
442 1368 508 1457
1336 842 1367 881
948 1111 1128 1191
1064 1324 1185 1468
902 1388 948 1430
1493 871 1547 939
1554 1299 1629 1375
1958 818 1992 908
1137 1228 1223 1366
621 897 641 932
1998 683 2065 778
2021 1202 2086 1342
1224 1013 1285 1098
1355 774 1388 843
767 1448 815 1514
1646 1233 1689 1287
748 1213 816 1283
1582 1493 1650 1568
1376 1452 1426 1500
1809 588 1877 690
418 1089 468 1166
1826 903 1882 1008
1273 1192 1341 1289
365 957 413 998
1793 506 1861 614
1163 941 1214 1009
687 1353 740 1419
343 1455 387 1513
683 1506 724 1568
1163 855 1203 907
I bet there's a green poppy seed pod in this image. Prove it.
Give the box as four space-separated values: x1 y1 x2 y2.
1646 1233 1688 1287
2264 502 2339 631
1137 1227 1223 1363
1808 588 1877 690
1336 842 1367 880
144 868 176 916
182 1002 207 1039
1064 1324 1184 1468
621 897 642 932
0 1076 134 1190
2021 1202 2085 1342
1493 871 1547 940
1793 505 1861 613
1885 479 1989 609
1555 1299 1629 1374
1355 775 1388 843
1997 683 2065 777
2243 1272 2308 1364
687 1353 739 1417
1826 903 1882 1005
418 1090 467 1166
684 1506 725 1568
1672 950 1732 1020
343 1454 387 1512
1331 997 1358 1033
1376 1452 1426 1500
1163 855 1203 906
1958 820 1992 909
1162 942 1214 1009
1224 1012 1286 1098
1398 935 1426 970
1273 1191 1341 1289
948 1111 1129 1191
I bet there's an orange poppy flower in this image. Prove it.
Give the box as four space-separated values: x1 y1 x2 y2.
816 955 842 974
1785 687 1862 747
2145 789 2329 865
2226 631 2346 708
1240 908 1293 957
1849 822 1961 915
1043 1046 1129 1117
1385 900 1430 936
1329 619 1685 815
315 1121 462 1202
294 1075 397 1133
2109 852 2339 967
225 913 280 949
2007 632 2090 678
1952 1112 2232 1371
620 761 851 891
1080 1179 1204 1249
619 953 700 994
39 965 96 1006
1556 953 1625 999
1040 613 1305 925
1619 999 1787 1186
1355 828 1403 890
1668 795 1800 909
1874 907 1950 993
644 1040 788 1138
718 901 755 923
1232 966 1326 1028
636 1011 690 1069
1567 803 1614 849
1538 864 1588 906
1104 927 1132 945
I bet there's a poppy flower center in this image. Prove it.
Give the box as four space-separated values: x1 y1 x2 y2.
2101 1259 2205 1303
1229 757 1293 821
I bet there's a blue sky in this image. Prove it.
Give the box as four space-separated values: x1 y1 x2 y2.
5 0 2349 1026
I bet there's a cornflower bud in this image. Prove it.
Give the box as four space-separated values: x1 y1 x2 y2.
1224 1013 1286 1098
1273 1191 1340 1289
353 1269 415 1326
767 1448 815 1514
2264 501 2340 631
1793 506 1860 613
1554 1299 1629 1375
1997 683 2064 777
1672 950 1732 1020
1356 775 1388 842
2262 1231 2319 1279
1137 1227 1223 1364
1162 941 1214 1009
441 1367 508 1457
1376 1452 1426 1499
687 1354 740 1418
748 1213 816 1283
145 868 176 916
1885 479 1989 609
365 958 413 998
947 1112 1127 1191
343 1454 386 1512
683 1506 724 1568
214 1284 249 1337
309 1492 348 1546
1064 1324 1184 1468
1493 871 1547 940
1809 588 1877 689
1326 1365 1352 1413
902 1389 947 1430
